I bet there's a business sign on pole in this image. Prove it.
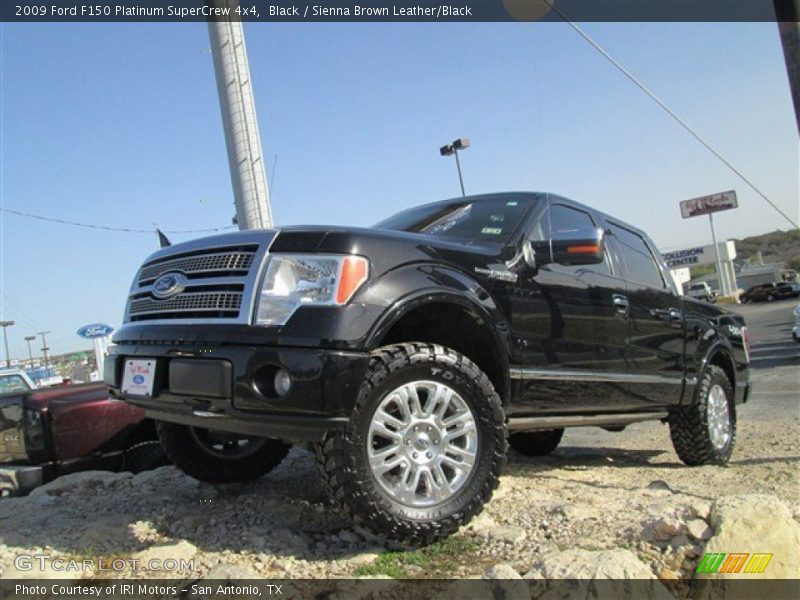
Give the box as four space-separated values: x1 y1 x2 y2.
663 241 737 269
680 190 738 219
77 323 114 339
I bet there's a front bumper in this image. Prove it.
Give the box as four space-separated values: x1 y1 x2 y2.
105 342 370 442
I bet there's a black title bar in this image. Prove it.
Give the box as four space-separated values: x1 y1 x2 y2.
1 0 796 23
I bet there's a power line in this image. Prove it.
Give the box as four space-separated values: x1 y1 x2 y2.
549 5 799 230
0 207 238 234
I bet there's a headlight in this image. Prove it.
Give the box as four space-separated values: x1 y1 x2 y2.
255 254 369 326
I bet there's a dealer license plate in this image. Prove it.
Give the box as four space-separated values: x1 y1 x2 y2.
121 359 156 397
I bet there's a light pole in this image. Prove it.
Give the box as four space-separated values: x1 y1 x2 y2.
0 321 14 368
439 137 470 197
24 336 36 368
37 331 51 368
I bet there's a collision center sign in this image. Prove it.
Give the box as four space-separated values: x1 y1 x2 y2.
663 241 737 269
680 190 738 219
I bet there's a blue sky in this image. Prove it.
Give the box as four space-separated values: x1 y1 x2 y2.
1 22 798 357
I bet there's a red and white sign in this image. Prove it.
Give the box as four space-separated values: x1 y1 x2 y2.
121 359 155 397
680 190 738 219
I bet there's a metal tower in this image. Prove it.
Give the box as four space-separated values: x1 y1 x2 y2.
207 1 273 229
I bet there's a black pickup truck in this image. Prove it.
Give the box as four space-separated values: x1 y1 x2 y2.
106 192 751 544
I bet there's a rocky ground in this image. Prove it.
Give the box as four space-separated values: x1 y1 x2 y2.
0 304 797 597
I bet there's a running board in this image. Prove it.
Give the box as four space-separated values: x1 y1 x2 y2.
508 411 669 431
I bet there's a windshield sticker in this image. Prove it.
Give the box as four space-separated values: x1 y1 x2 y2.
490 214 505 222
481 227 503 235
506 201 518 206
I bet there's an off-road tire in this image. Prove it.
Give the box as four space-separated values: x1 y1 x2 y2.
668 365 736 466
315 342 507 546
156 422 290 483
509 428 564 456
123 440 169 473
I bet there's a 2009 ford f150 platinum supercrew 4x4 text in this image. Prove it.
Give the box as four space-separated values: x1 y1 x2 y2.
106 193 751 545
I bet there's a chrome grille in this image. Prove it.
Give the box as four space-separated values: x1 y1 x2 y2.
129 291 242 319
138 249 256 284
123 233 275 325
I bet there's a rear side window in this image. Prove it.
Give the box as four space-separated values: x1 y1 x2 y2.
608 223 665 289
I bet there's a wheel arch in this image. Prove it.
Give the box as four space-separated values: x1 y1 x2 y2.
365 291 511 405
700 343 737 393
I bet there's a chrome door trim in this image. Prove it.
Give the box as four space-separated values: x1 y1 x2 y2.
509 367 684 385
508 411 669 431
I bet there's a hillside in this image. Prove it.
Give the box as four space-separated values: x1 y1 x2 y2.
732 228 800 270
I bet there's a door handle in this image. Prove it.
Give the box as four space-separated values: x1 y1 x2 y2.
612 294 629 316
668 308 684 329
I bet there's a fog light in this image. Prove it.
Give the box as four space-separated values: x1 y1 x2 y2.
274 369 292 397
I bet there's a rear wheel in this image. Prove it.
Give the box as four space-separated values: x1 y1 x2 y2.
316 343 506 546
156 422 290 483
123 441 169 473
668 365 736 466
509 429 564 456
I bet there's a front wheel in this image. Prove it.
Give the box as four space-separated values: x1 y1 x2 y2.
316 343 507 546
668 365 736 466
156 422 290 483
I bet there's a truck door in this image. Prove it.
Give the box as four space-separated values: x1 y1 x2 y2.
510 200 637 413
603 221 685 406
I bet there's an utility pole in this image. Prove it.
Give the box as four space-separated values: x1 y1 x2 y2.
24 335 36 368
774 0 800 133
0 321 14 368
37 331 51 368
207 0 273 230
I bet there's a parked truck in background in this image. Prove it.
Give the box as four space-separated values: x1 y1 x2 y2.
107 192 751 545
0 369 166 495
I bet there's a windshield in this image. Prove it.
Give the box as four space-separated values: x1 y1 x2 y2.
374 196 537 244
0 373 32 394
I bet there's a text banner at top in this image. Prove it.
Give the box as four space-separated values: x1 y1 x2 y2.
1 0 795 23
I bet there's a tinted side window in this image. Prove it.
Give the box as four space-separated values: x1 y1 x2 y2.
609 223 665 288
550 204 595 233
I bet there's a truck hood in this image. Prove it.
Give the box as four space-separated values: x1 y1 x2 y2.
272 225 508 257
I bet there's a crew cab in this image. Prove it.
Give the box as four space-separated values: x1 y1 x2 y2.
106 192 751 545
1 370 165 495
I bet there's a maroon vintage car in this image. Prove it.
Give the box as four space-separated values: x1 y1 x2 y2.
0 371 166 495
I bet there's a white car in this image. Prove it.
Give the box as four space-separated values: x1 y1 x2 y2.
793 305 800 342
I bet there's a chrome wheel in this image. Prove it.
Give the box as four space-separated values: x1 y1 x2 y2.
706 384 732 450
367 380 478 508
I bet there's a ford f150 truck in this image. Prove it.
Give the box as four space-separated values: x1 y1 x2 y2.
106 192 751 545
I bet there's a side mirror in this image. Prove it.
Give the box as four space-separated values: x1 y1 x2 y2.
551 228 606 266
526 228 605 269
516 228 605 272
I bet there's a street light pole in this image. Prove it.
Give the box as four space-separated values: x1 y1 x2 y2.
440 138 471 197
0 321 14 368
37 331 51 368
453 149 466 197
24 336 36 368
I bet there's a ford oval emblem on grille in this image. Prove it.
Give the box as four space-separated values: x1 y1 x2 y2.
152 272 187 299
